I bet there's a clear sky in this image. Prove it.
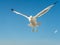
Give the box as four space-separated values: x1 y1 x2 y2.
0 0 60 45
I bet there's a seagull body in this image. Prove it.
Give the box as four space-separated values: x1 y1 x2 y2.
28 16 38 27
11 2 57 31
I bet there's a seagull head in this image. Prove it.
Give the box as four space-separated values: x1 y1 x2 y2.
28 16 33 21
30 16 32 18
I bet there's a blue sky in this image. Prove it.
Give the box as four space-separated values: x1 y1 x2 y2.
0 0 60 45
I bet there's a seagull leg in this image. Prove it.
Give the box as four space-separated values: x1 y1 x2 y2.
36 28 38 32
35 27 38 32
32 28 35 32
36 30 38 32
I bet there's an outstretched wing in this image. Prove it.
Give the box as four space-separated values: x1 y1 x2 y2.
34 2 57 18
11 9 29 19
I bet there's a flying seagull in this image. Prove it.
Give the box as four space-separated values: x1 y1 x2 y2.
11 2 57 32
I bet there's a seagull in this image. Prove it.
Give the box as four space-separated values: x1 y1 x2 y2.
11 2 57 32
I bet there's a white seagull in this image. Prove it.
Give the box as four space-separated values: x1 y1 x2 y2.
11 2 57 32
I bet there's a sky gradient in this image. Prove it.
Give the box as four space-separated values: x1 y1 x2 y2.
0 0 60 45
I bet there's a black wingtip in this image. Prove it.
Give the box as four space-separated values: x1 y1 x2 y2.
11 9 14 11
53 1 58 5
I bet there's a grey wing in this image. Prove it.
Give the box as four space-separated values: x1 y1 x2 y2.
11 9 29 19
34 2 57 18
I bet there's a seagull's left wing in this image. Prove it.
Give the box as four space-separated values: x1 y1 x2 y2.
11 9 29 19
34 2 57 18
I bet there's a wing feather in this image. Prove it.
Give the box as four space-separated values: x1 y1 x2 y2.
11 9 29 19
34 2 56 18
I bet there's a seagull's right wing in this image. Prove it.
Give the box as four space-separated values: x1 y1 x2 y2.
11 9 29 19
34 2 57 18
